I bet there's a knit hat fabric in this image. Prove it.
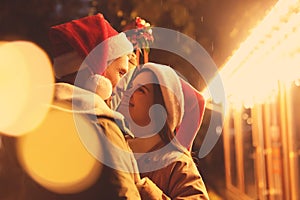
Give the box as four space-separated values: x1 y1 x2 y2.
49 13 133 78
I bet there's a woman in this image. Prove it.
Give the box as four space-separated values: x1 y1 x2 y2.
119 62 210 200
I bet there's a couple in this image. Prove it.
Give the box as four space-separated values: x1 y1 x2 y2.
21 13 209 199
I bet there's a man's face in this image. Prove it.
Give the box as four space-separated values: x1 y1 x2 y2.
103 55 129 88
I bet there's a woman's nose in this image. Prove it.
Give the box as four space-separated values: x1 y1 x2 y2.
122 88 134 104
129 91 135 102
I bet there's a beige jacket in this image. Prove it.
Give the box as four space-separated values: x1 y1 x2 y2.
129 137 210 200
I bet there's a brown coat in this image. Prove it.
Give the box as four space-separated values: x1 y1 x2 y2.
0 83 141 200
135 142 210 200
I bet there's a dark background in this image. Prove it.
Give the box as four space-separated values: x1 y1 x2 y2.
0 0 277 68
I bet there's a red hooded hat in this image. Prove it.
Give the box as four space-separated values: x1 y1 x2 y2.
49 13 133 78
176 78 206 151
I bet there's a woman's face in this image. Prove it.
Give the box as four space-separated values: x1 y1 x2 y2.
128 71 156 126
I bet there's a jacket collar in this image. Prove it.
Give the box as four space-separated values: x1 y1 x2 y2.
127 134 163 159
53 82 123 119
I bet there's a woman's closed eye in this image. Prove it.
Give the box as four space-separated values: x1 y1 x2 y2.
137 87 145 94
136 85 150 94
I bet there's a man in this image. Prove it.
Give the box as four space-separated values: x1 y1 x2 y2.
49 13 141 199
5 13 141 200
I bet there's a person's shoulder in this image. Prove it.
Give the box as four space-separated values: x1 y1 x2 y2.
95 115 123 134
96 116 119 127
95 116 132 149
168 151 199 173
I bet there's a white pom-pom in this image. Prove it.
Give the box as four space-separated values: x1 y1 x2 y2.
85 74 113 100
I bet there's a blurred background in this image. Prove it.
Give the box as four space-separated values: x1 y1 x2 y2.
2 0 300 200
0 0 276 68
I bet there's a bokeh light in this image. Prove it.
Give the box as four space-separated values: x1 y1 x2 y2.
0 41 54 136
16 101 103 194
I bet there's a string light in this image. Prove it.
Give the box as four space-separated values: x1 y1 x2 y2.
205 0 300 106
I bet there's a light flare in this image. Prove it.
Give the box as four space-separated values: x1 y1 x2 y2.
0 41 54 136
16 102 103 194
205 0 300 106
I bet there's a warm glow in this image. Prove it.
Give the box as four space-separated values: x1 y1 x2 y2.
16 102 102 194
205 0 300 105
0 41 54 136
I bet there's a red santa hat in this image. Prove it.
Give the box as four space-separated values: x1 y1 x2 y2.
176 78 206 151
49 13 133 78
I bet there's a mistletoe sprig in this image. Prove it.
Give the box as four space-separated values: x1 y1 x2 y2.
126 17 154 53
